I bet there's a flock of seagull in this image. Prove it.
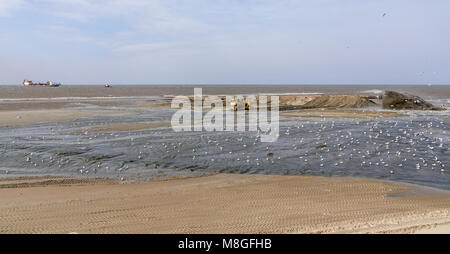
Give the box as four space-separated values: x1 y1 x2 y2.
0 108 448 189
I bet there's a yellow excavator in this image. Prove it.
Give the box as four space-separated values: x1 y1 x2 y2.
230 98 250 111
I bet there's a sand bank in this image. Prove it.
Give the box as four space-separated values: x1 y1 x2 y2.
281 109 406 119
77 122 171 133
0 174 449 234
1 85 449 99
0 109 134 127
122 99 172 110
278 94 377 109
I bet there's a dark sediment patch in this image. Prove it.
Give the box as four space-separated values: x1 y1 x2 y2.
382 91 445 111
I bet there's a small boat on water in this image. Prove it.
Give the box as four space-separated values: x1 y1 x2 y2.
22 80 33 86
22 79 61 87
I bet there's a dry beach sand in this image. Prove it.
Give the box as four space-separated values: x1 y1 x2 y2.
0 174 449 234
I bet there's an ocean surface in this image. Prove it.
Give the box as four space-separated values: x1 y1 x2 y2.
1 84 450 100
0 85 449 190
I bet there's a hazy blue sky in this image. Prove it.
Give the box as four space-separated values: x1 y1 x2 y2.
0 0 449 85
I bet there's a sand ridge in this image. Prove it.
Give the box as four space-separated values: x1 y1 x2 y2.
0 109 135 127
281 109 406 119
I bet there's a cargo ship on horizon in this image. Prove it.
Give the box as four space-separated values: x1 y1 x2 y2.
22 79 61 87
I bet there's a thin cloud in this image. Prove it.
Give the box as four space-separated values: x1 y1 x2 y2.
0 0 25 17
114 42 173 52
1 0 449 84
40 24 97 44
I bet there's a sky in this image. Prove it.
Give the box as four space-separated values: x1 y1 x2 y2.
0 0 449 85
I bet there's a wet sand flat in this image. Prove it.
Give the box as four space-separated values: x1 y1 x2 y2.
0 174 449 234
79 122 171 133
0 109 134 127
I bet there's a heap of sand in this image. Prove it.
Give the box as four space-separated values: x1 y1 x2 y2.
278 94 377 110
281 108 406 119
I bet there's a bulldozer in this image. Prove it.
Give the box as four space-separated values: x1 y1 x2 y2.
229 98 250 111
